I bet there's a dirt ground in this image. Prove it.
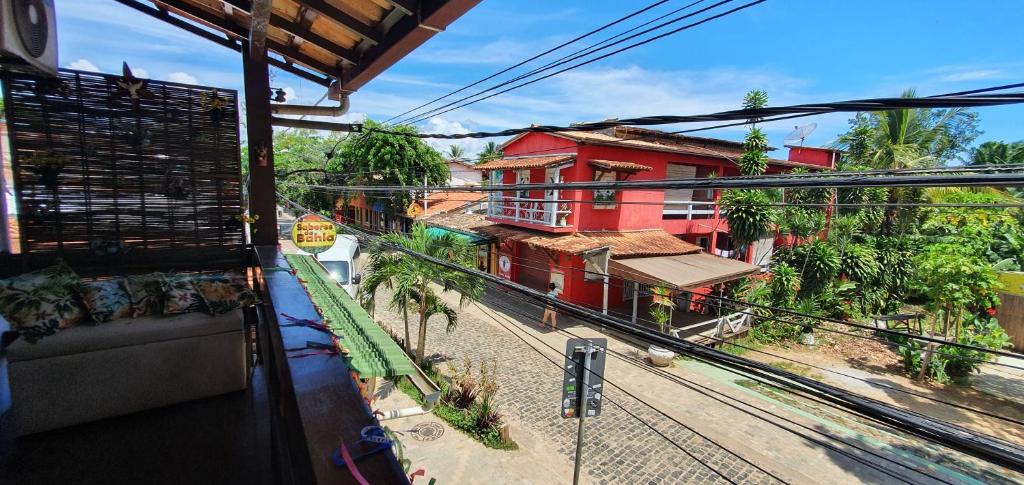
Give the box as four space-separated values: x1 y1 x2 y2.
735 327 1024 443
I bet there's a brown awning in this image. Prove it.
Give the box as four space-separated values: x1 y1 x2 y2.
608 253 760 290
474 155 575 171
588 159 652 173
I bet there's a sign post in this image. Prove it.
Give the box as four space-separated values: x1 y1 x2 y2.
562 338 606 485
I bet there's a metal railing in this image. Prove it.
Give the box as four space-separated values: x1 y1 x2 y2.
486 193 572 227
662 200 716 219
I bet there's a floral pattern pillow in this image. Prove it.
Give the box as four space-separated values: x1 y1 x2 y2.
0 261 86 343
162 274 206 314
124 273 166 318
78 279 132 323
194 271 258 315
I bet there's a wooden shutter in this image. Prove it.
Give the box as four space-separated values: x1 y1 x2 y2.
665 164 697 211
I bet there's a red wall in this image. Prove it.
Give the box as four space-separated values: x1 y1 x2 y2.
786 146 837 169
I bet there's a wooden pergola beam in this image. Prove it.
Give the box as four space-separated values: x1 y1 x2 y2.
387 0 417 16
342 0 479 91
155 0 342 77
222 0 361 64
116 0 331 86
293 0 382 45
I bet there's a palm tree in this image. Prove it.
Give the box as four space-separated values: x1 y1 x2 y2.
835 89 979 233
969 140 1024 166
360 223 484 365
445 144 466 162
478 141 502 162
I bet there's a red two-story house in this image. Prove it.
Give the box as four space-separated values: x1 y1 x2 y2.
468 126 835 332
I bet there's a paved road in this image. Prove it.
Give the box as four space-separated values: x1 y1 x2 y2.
368 282 1024 484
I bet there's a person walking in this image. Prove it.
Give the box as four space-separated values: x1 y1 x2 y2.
540 282 560 329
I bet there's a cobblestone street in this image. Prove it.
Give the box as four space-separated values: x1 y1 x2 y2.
370 283 953 485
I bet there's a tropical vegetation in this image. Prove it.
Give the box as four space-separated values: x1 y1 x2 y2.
736 89 1018 384
359 223 484 365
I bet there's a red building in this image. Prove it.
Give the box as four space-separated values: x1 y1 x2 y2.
467 126 836 331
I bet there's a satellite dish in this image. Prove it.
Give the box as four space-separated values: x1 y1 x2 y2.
784 123 817 146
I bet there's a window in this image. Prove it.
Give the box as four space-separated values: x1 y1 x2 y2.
592 170 616 208
696 236 710 250
321 260 351 285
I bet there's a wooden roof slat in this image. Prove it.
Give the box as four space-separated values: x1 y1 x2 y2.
157 0 341 75
309 14 362 49
222 0 359 63
296 0 382 44
333 0 387 23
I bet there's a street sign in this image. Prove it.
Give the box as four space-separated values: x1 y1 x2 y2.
561 338 606 419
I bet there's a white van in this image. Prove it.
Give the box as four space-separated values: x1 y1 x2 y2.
297 234 361 298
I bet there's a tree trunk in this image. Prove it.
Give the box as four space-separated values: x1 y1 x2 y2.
416 280 429 366
880 189 899 235
402 306 412 357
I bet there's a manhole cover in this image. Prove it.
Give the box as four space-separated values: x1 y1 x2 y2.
409 422 444 441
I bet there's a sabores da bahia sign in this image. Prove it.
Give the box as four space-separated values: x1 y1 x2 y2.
291 214 337 255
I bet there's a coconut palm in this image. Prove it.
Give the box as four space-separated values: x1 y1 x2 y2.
835 89 980 233
360 223 484 365
969 140 1024 166
445 144 467 162
478 141 502 162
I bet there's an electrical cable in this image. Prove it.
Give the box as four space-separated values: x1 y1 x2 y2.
383 90 1024 140
394 0 769 126
475 294 958 484
479 278 1024 428
279 194 1024 472
384 0 674 124
395 0 722 125
462 305 744 483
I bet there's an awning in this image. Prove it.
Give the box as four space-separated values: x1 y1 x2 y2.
588 159 652 173
426 226 489 244
608 253 760 290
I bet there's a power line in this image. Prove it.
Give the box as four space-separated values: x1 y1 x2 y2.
463 305 744 484
395 0 728 125
280 195 1024 471
484 283 1024 428
395 0 770 126
475 294 962 483
384 0 675 124
377 91 1024 140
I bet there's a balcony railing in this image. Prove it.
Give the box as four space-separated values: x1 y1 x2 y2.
487 194 572 227
662 200 716 220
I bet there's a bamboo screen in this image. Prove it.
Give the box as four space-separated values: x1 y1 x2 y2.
2 68 244 273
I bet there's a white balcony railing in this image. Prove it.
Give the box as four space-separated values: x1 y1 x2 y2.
662 201 716 219
487 193 572 227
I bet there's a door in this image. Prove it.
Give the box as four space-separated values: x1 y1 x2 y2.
518 244 551 292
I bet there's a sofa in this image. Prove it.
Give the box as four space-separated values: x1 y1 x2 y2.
5 309 247 436
0 264 253 436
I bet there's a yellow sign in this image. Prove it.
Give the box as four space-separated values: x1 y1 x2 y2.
291 214 337 254
998 272 1024 296
406 201 423 218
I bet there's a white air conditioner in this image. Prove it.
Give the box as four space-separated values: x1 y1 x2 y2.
0 0 57 76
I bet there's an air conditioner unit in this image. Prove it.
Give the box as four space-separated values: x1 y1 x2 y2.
0 0 57 76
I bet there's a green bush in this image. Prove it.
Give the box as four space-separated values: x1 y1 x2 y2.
896 318 1011 384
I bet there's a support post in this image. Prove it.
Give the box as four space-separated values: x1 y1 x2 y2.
242 42 279 245
601 250 610 316
631 283 639 324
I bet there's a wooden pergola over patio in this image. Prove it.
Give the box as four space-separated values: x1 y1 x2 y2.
112 0 480 243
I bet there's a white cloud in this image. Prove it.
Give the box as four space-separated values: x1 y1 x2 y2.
66 58 99 72
421 118 489 159
131 67 149 79
167 71 198 85
939 69 1002 82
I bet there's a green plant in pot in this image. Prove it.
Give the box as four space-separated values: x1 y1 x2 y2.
647 287 677 366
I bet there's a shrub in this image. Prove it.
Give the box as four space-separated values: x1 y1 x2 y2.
790 240 840 294
442 359 479 410
839 243 880 283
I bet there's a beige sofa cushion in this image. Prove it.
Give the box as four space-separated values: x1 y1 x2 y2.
6 309 242 363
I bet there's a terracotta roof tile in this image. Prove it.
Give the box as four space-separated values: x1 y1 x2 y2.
588 159 652 172
416 191 486 217
422 212 496 233
474 155 574 171
474 225 700 257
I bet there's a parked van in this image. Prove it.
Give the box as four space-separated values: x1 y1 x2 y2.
297 234 361 298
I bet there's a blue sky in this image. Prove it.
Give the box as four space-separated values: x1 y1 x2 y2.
55 0 1024 158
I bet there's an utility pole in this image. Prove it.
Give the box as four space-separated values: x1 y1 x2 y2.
562 338 606 485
